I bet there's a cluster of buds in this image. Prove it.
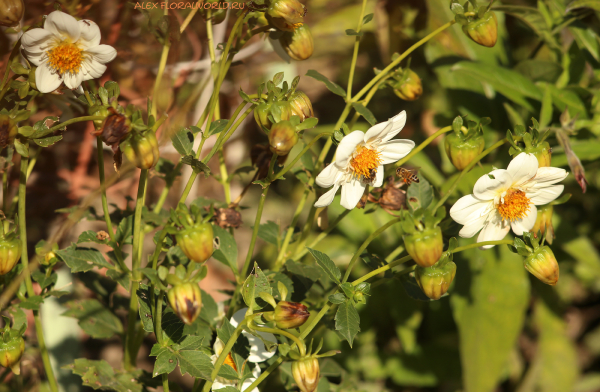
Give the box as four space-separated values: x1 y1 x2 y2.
415 251 457 300
387 67 423 101
402 207 446 268
507 118 552 167
0 0 24 27
0 219 22 276
510 232 559 285
0 316 26 375
444 115 487 171
450 0 498 47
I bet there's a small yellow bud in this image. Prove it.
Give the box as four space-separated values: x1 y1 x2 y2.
269 121 299 156
267 0 306 32
120 130 159 170
273 301 310 329
403 226 443 268
0 0 23 27
462 11 498 47
524 246 559 286
0 335 25 374
279 24 314 61
415 258 457 300
391 69 423 101
288 91 314 121
444 132 485 171
292 357 320 392
167 283 203 325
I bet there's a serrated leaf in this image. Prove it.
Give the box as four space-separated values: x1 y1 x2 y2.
242 262 272 310
66 359 142 392
335 301 360 348
56 247 114 272
33 135 62 147
63 299 123 339
171 128 194 156
351 103 377 126
307 248 341 284
32 270 57 290
211 224 238 275
77 230 109 245
182 155 211 176
329 293 347 304
306 70 346 97
137 284 155 332
407 176 433 211
175 350 214 379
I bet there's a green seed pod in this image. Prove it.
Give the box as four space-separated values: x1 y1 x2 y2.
524 246 559 286
0 0 24 27
279 24 314 61
288 91 314 121
168 282 202 325
0 114 18 149
524 141 552 168
403 226 443 268
0 235 21 275
176 222 214 264
254 102 273 132
391 69 423 101
269 120 299 156
462 11 498 48
292 357 320 392
120 130 159 169
273 301 310 329
266 0 306 31
444 132 485 171
415 259 457 300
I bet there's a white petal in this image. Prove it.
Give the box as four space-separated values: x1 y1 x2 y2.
35 65 62 93
507 153 538 186
477 218 510 249
459 213 488 238
44 11 81 41
21 28 55 55
85 44 117 64
381 110 407 142
450 194 492 225
314 184 340 208
528 185 564 205
532 167 568 186
63 71 83 90
364 121 392 144
334 131 365 168
230 308 276 363
340 178 365 209
81 59 107 80
77 20 101 49
373 165 384 188
212 381 229 390
378 139 415 164
510 205 537 236
473 169 510 200
316 164 341 188
240 378 259 392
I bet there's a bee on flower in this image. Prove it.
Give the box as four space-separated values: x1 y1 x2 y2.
314 111 415 210
21 11 117 94
450 153 568 248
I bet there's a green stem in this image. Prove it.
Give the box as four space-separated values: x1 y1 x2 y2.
274 187 309 269
239 182 270 279
395 126 453 167
250 323 306 356
46 116 105 134
18 155 59 392
352 255 412 286
290 210 351 262
346 0 369 99
273 132 332 181
451 240 514 253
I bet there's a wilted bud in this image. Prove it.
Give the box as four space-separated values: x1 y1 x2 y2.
377 182 406 211
531 204 554 244
0 335 24 374
556 129 587 193
214 208 242 229
176 222 214 264
0 0 24 27
168 282 202 325
444 132 485 171
120 130 159 169
0 114 18 149
524 246 559 285
0 234 21 275
267 0 306 31
91 107 131 147
254 102 273 132
273 301 310 329
525 141 552 167
288 91 314 121
391 69 423 101
292 357 320 392
403 226 443 268
279 24 314 61
415 258 457 300
462 11 498 47
269 121 299 156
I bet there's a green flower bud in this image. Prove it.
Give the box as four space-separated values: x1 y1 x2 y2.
0 234 21 275
272 101 295 122
41 250 57 266
403 226 443 268
444 132 485 171
269 121 299 156
292 357 320 392
531 204 554 244
415 258 456 300
266 0 306 32
176 222 214 263
254 102 273 132
288 91 314 121
0 0 23 27
279 24 314 61
524 246 559 286
462 11 498 47
524 141 552 167
168 283 202 325
391 69 423 101
0 114 18 149
120 130 159 169
200 0 228 25
273 301 310 329
0 335 24 374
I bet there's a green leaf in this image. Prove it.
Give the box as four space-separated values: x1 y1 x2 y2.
137 284 155 333
115 215 134 245
66 359 142 392
329 293 347 304
351 103 377 126
335 301 360 348
19 295 44 310
306 70 346 97
171 128 194 156
208 119 229 137
545 84 588 119
211 224 238 275
32 270 57 290
242 262 272 310
152 347 178 376
514 60 563 83
307 248 341 284
56 247 114 272
77 230 109 245
540 83 553 129
63 299 124 339
362 13 374 24
13 138 29 157
284 260 323 282
407 175 433 211
181 155 211 176
345 29 364 36
566 0 600 13
175 350 214 380
257 221 280 247
33 135 62 147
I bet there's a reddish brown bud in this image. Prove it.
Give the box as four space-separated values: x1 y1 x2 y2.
168 283 202 325
214 208 242 229
274 301 310 329
92 108 131 148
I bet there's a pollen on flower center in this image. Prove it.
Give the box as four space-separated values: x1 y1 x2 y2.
350 146 381 179
496 189 531 222
47 42 83 75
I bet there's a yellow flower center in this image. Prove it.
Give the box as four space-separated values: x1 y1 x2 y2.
350 146 381 179
224 353 237 372
497 189 531 222
47 42 83 75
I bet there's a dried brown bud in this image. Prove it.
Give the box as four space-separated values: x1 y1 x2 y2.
96 230 110 241
215 208 242 229
92 107 131 148
0 0 23 27
378 183 406 211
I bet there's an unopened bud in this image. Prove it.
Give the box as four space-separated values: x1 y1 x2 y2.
444 132 485 171
269 121 299 156
462 11 498 47
403 226 443 268
292 357 320 392
254 102 273 132
120 130 159 169
0 235 21 275
267 0 306 31
288 91 314 121
524 142 552 167
176 222 214 264
167 282 202 325
91 108 131 147
415 258 456 300
0 335 24 374
0 114 18 149
41 250 57 266
391 69 423 101
531 204 554 244
0 0 24 27
279 24 314 61
524 246 559 285
273 301 310 329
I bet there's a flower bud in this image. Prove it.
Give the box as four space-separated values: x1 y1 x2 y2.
292 357 320 392
376 181 406 211
279 24 314 61
415 259 457 300
88 106 110 131
0 335 25 374
267 0 306 32
524 246 559 285
91 108 131 147
254 102 273 132
214 208 242 229
391 69 423 101
167 282 202 325
444 132 485 171
176 222 214 263
524 141 552 167
288 91 314 121
200 0 228 25
462 11 498 47
120 130 159 169
0 0 24 27
273 301 310 329
272 101 295 122
0 114 18 149
269 121 299 156
0 235 21 275
403 226 443 268
41 250 57 266
531 204 554 244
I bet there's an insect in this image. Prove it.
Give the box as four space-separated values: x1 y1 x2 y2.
364 168 378 181
82 20 91 26
396 167 420 185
